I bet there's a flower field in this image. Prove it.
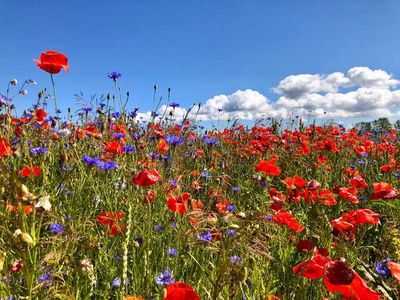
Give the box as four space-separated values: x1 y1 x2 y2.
1 51 400 299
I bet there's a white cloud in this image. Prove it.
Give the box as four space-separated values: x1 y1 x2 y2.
347 67 399 88
135 66 400 122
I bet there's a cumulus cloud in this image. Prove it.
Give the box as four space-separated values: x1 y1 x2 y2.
136 66 400 122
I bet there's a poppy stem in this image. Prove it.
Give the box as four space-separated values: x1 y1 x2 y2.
50 74 59 126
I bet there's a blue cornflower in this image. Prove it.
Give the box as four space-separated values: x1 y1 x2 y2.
375 258 392 276
107 72 122 81
82 155 100 165
153 225 165 233
156 270 175 286
227 229 236 236
197 231 212 242
264 215 273 221
230 255 242 263
112 277 121 287
113 132 125 139
162 155 171 163
200 171 212 179
82 107 92 113
96 160 118 170
169 102 180 108
149 152 160 159
227 205 236 212
128 108 139 118
122 145 135 153
165 135 185 145
167 248 178 257
111 112 120 118
30 147 47 155
232 186 241 192
38 271 52 285
169 180 178 187
202 136 219 145
49 223 65 235
357 159 366 165
394 172 400 179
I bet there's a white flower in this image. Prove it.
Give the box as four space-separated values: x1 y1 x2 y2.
35 195 51 211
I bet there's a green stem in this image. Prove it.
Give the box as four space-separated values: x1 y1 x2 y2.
50 74 59 126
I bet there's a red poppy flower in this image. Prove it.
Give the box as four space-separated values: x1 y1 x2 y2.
132 169 161 186
33 108 48 122
324 259 380 300
273 210 304 232
163 282 200 300
294 255 380 299
338 186 359 203
316 189 337 206
105 141 124 155
370 182 399 200
387 262 400 284
281 175 307 190
345 209 379 226
96 211 125 236
158 139 169 153
215 199 231 214
0 138 13 156
143 190 156 204
18 166 43 177
293 253 331 279
348 175 368 189
255 159 281 176
380 165 391 173
167 193 190 214
296 240 313 252
35 50 69 74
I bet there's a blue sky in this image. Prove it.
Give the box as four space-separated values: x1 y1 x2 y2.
2 1 400 125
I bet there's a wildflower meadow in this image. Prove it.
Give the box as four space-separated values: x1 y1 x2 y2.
1 50 400 300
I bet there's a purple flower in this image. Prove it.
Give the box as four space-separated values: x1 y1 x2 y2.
202 137 219 145
122 145 135 153
230 255 242 263
197 231 212 242
96 160 118 170
49 223 65 235
169 102 180 108
83 155 100 165
113 132 125 139
165 135 185 145
30 147 47 155
107 72 122 81
227 229 236 236
375 258 392 276
227 205 236 212
38 271 52 285
167 248 178 257
112 277 121 287
169 180 178 187
156 270 175 286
